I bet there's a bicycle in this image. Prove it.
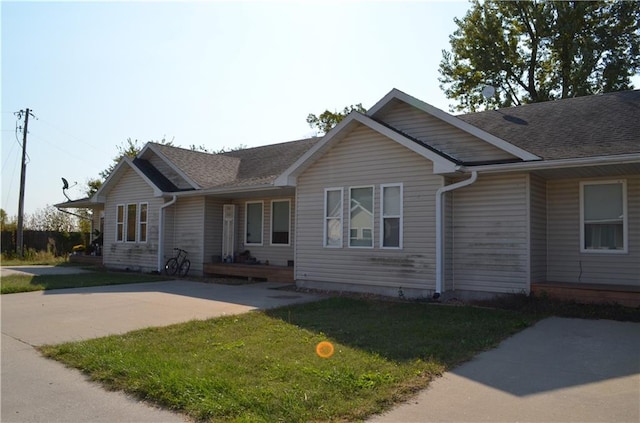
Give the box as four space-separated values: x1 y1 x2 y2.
165 248 190 277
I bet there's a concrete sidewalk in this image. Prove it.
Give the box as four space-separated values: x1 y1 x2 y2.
1 265 92 277
1 279 322 422
370 317 640 423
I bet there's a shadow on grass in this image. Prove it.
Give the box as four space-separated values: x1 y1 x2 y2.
265 297 533 366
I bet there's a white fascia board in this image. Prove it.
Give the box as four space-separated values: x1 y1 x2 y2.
94 157 164 201
368 88 541 162
174 184 277 197
274 113 458 186
144 143 200 189
460 153 640 173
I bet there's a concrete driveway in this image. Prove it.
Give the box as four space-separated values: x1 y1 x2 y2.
1 273 322 423
370 317 640 423
2 267 639 422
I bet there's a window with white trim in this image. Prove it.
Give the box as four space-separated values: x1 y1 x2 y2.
580 180 627 253
116 204 125 242
126 204 137 242
116 203 147 243
138 203 148 243
349 186 374 248
271 200 290 245
245 201 263 245
324 188 343 247
381 184 403 248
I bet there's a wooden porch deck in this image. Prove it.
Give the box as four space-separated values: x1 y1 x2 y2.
531 282 640 308
69 255 103 267
203 263 294 283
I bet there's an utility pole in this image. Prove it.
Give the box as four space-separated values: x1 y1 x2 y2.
15 108 34 258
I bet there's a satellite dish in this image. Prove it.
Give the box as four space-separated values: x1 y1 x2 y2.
482 85 496 99
62 177 69 190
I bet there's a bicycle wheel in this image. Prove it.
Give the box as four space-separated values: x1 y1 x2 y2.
165 258 179 276
178 259 190 277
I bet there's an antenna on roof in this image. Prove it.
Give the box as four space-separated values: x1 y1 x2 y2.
61 177 77 201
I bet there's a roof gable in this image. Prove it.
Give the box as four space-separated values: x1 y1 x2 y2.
368 89 541 162
94 157 163 201
275 113 459 186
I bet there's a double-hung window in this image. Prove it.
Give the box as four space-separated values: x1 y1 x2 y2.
324 188 343 247
116 205 125 242
580 180 627 253
381 184 403 248
126 204 137 242
138 203 148 243
271 200 290 245
245 201 263 245
349 186 374 248
116 203 147 243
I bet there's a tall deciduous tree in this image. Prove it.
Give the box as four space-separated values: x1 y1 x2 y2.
307 103 367 135
439 0 640 112
25 205 78 232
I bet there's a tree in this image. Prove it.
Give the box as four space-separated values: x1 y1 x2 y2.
85 178 103 198
189 144 248 154
0 208 17 232
25 205 78 232
99 138 148 180
439 0 640 112
306 103 367 135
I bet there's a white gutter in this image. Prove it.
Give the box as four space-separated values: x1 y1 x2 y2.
434 171 478 298
157 195 177 272
461 153 640 174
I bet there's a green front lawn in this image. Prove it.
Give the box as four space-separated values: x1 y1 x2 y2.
1 271 168 294
40 297 534 422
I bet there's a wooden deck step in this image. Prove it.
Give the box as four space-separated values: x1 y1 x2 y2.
203 263 294 283
531 282 640 307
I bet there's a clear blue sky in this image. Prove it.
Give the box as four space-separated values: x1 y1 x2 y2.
1 1 497 217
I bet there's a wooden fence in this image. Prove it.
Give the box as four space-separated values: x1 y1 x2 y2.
1 230 87 256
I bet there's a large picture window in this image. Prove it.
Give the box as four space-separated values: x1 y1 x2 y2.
349 186 373 248
381 184 402 248
324 188 343 247
245 201 263 245
580 180 627 253
271 200 290 245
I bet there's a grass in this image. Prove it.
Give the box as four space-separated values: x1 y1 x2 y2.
0 269 168 294
0 250 69 266
40 297 534 422
473 292 640 322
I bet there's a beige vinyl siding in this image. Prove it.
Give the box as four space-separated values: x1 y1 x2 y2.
234 196 295 266
203 197 226 264
164 197 206 275
451 173 530 294
296 123 442 291
529 174 547 283
103 167 161 272
147 155 193 190
547 175 640 286
376 99 516 163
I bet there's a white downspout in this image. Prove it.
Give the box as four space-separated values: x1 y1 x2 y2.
157 195 177 273
434 171 478 299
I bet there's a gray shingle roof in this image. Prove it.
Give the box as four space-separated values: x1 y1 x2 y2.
457 90 640 160
151 143 241 188
149 138 320 190
133 158 181 192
